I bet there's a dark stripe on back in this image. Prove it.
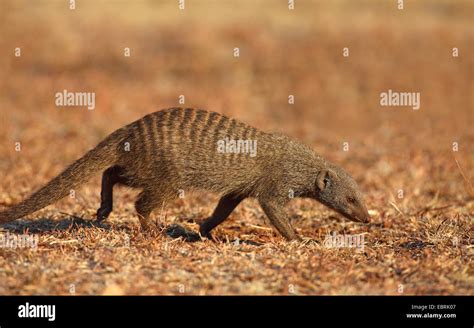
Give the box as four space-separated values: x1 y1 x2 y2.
199 111 220 144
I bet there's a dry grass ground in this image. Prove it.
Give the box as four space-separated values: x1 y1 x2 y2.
0 0 472 295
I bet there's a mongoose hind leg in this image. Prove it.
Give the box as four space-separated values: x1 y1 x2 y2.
135 190 163 231
258 199 300 241
199 193 245 239
96 166 127 222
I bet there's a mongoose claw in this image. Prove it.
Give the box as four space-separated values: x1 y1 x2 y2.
198 226 213 240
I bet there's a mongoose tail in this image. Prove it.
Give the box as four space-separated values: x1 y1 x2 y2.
0 131 122 223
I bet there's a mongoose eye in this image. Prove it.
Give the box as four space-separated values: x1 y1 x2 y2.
347 197 356 204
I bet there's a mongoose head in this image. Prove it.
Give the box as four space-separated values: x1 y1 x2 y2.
313 166 370 223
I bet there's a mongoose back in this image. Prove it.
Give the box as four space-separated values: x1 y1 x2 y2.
0 107 370 240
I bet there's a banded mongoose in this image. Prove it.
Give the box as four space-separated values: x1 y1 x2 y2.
0 107 370 240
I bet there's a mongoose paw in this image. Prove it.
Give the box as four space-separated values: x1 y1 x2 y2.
198 226 213 240
166 224 202 242
96 206 112 222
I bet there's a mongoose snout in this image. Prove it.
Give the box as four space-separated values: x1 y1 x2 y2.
344 201 370 223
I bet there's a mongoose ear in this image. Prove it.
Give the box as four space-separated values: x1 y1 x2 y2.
316 169 338 191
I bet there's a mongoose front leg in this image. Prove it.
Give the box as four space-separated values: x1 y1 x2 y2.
199 193 245 239
97 166 125 222
258 199 300 241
